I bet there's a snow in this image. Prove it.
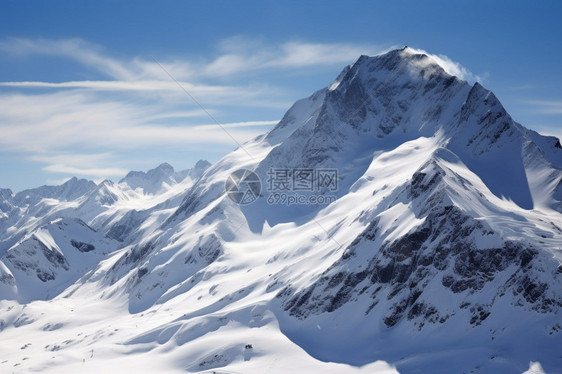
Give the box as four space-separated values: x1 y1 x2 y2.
522 362 546 374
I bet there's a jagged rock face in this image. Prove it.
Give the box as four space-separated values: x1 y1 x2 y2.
0 217 119 302
257 49 471 175
280 204 558 326
105 209 145 242
6 236 69 282
321 51 466 137
0 188 14 214
270 109 561 360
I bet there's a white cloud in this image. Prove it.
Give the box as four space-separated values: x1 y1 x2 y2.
0 37 193 81
0 36 372 143
0 37 380 183
43 164 128 176
273 41 374 68
0 38 135 80
0 91 274 153
0 37 377 81
527 100 562 114
0 80 277 107
142 109 215 122
28 152 115 166
206 120 279 129
29 152 129 181
203 38 378 77
0 90 277 181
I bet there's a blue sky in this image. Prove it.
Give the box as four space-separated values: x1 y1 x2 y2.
0 0 561 191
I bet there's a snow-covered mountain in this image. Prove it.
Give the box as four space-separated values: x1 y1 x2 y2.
1 47 561 374
120 160 211 195
0 161 211 299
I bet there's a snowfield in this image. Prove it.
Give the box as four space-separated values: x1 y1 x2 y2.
1 47 561 373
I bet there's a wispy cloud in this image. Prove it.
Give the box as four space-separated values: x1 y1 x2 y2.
28 152 116 166
0 91 273 152
0 37 377 82
0 37 379 184
0 89 277 178
0 80 279 107
0 37 193 81
0 37 366 110
28 152 129 181
527 100 562 114
0 38 136 80
203 38 379 77
43 164 129 176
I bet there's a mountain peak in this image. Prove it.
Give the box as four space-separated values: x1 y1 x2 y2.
193 159 211 170
155 162 174 173
353 47 467 86
119 160 211 195
12 177 96 205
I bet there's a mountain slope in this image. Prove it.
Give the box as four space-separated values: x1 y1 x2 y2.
1 217 119 302
0 160 211 303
